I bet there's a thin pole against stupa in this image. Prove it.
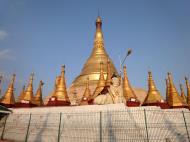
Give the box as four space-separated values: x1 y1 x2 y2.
0 76 2 96
120 48 132 75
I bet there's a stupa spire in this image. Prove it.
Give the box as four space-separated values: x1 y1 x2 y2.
80 77 91 105
54 65 70 102
33 80 44 106
180 84 187 103
123 65 137 101
167 73 187 107
185 77 190 107
23 73 34 102
143 71 163 105
0 74 15 105
71 16 118 88
18 85 25 102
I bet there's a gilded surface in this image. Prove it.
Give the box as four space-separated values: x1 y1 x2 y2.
123 66 138 101
143 71 163 105
80 77 91 105
23 73 34 102
167 73 187 107
71 16 118 88
0 74 15 105
54 66 70 102
33 80 44 106
17 85 25 102
105 59 112 86
91 62 106 99
180 84 187 104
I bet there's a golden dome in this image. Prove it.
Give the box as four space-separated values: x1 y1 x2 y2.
70 17 118 88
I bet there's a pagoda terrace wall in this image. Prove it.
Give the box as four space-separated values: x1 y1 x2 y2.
0 104 189 142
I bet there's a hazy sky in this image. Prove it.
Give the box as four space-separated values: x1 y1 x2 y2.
0 0 190 98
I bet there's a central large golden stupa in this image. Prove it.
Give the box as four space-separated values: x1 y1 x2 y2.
70 16 118 88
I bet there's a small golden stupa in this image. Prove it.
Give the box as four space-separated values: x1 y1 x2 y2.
80 77 91 105
47 66 70 106
17 85 25 102
123 65 138 102
33 80 44 106
23 73 34 103
53 66 70 102
0 74 16 106
180 84 187 104
167 73 187 108
143 71 164 105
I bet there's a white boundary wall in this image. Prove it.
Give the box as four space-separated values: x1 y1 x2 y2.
0 104 189 142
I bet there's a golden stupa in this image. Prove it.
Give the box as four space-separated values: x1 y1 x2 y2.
17 85 25 102
0 74 16 105
33 80 44 106
143 71 164 105
123 65 138 101
167 73 187 107
53 66 70 102
70 16 118 88
23 73 34 102
180 84 187 103
80 77 91 105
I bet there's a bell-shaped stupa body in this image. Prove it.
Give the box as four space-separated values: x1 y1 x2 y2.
33 80 44 106
167 73 187 107
23 73 34 102
0 74 15 105
71 16 118 87
143 71 164 105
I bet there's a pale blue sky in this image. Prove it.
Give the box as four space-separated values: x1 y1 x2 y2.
0 0 190 98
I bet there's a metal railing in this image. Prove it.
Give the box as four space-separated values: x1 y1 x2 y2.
0 109 189 142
